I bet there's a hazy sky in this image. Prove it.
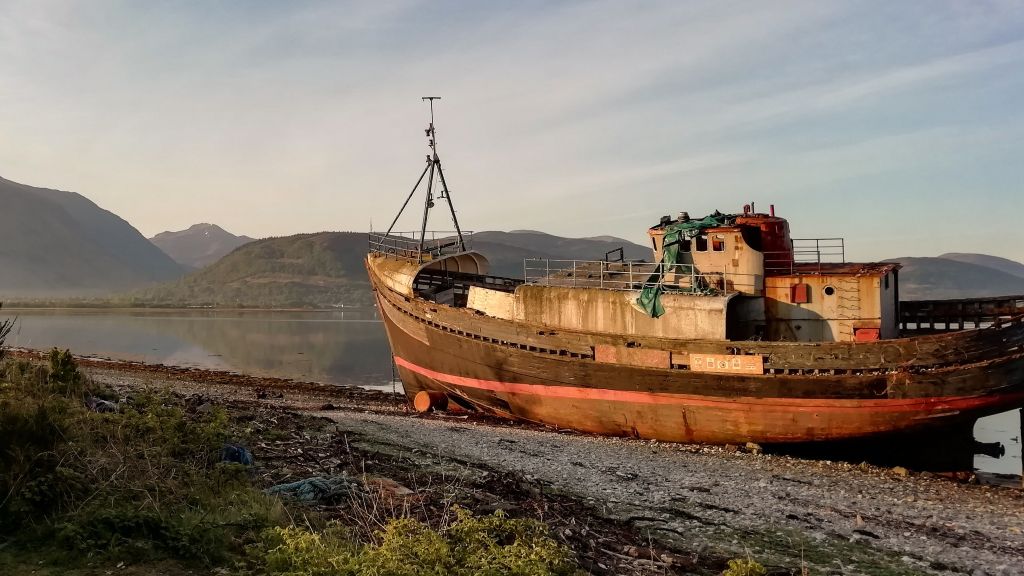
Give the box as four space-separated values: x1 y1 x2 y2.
2 1 1023 262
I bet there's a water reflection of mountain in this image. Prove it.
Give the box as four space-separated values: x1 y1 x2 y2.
140 311 394 387
10 311 198 364
11 310 394 388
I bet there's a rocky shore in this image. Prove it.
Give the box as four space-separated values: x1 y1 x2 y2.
38 352 1024 576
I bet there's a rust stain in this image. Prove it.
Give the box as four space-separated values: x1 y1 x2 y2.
594 344 671 369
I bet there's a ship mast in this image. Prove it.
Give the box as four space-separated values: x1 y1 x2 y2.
384 97 466 254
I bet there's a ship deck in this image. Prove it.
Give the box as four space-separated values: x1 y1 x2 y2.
366 251 1024 445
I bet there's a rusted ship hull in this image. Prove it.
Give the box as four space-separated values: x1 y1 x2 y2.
369 256 1024 444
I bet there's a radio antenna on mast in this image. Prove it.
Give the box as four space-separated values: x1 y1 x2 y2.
384 97 466 255
423 95 440 151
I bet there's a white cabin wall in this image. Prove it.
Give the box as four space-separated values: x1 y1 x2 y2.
663 228 764 297
502 285 732 340
764 274 888 342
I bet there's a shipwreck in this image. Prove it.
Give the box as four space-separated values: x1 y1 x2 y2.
367 101 1024 465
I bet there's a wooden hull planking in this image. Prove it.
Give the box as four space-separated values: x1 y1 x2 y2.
367 256 1024 445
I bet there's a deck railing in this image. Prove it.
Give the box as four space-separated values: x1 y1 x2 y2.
368 231 473 262
765 238 846 274
794 238 845 262
523 259 761 294
899 295 1024 333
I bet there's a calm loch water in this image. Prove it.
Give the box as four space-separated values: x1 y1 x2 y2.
6 308 396 390
4 308 1021 476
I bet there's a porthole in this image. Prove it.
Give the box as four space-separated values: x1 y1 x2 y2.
823 285 836 296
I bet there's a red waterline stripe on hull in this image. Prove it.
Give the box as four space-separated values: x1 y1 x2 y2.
394 356 1019 413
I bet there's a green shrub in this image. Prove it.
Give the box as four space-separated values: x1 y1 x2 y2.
723 557 767 576
0 393 77 524
0 347 89 400
55 484 285 563
262 523 358 575
84 388 230 463
0 356 281 565
2 352 580 574
47 348 84 397
438 507 579 576
259 506 579 576
355 517 454 576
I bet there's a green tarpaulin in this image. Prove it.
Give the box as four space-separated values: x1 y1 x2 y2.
635 212 733 318
635 272 666 318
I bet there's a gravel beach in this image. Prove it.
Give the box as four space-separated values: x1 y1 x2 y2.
72 354 1024 576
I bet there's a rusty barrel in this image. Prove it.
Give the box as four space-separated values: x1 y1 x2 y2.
414 391 448 412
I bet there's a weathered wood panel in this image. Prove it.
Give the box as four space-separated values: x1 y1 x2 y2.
376 287 1024 443
368 258 1024 374
372 272 1024 401
594 345 671 369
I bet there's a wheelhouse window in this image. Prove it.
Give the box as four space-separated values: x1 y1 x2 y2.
695 234 708 252
712 235 726 252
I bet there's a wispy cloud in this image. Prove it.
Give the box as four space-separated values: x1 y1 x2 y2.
1 1 1023 261
671 38 1024 138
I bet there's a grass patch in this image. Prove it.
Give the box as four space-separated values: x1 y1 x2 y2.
722 558 767 576
0 339 581 575
259 507 579 576
0 349 285 565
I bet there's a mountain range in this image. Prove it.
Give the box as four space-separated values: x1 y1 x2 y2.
883 256 1024 300
135 232 371 308
132 230 653 308
937 253 1024 279
2 175 1023 306
471 230 651 277
0 176 183 297
137 228 1024 306
150 223 254 269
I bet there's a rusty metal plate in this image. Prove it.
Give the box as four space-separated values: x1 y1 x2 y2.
689 353 764 374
